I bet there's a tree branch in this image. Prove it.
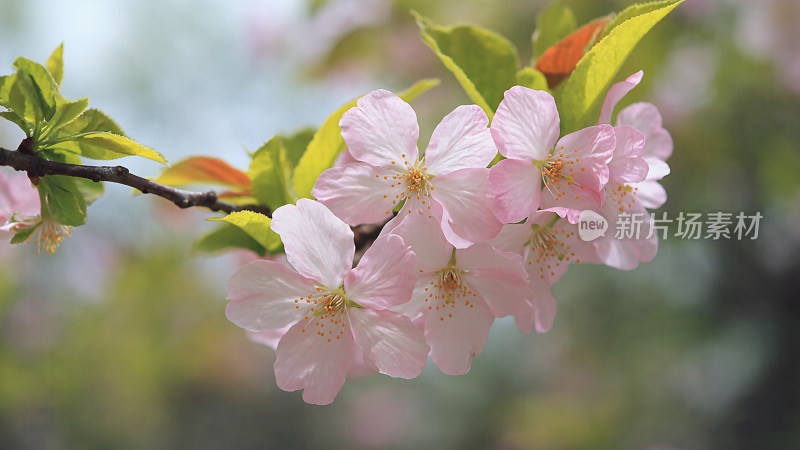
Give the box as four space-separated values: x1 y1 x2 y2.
0 143 271 216
0 142 383 251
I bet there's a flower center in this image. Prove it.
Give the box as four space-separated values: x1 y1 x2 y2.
27 218 72 255
525 222 580 280
385 158 434 216
536 147 583 201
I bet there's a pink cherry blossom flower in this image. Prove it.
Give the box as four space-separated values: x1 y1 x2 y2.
312 89 501 248
225 199 428 404
492 211 598 333
390 213 532 375
599 70 674 209
0 170 40 234
488 86 615 224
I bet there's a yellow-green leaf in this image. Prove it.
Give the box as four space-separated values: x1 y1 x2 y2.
516 67 549 91
209 211 282 252
194 223 267 256
533 1 577 61
250 136 296 209
46 44 64 88
556 0 683 132
413 11 518 119
55 132 166 164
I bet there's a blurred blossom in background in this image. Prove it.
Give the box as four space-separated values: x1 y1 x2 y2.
1 0 800 449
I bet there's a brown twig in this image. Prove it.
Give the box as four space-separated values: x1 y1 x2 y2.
0 144 270 215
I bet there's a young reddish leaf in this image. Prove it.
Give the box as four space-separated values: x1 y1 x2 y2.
534 16 611 89
156 156 251 189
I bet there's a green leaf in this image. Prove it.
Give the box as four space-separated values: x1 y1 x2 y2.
44 96 89 135
42 149 105 205
194 223 267 256
38 175 87 226
7 71 42 134
413 11 518 118
209 211 282 253
0 74 15 106
291 78 439 200
516 67 549 91
10 223 40 245
250 136 296 209
50 131 166 164
46 44 64 88
281 128 315 169
60 108 126 136
556 0 683 132
0 111 32 135
13 57 59 121
533 1 577 61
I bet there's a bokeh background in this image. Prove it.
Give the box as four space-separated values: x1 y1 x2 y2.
1 0 799 448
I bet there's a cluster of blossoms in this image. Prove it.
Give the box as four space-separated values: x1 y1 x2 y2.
0 170 71 255
226 71 673 404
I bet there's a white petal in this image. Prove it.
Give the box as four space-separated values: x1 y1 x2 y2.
344 235 418 310
271 199 354 288
313 163 404 226
340 89 419 169
425 105 495 175
432 168 502 246
274 315 354 405
348 308 429 379
425 294 493 375
491 86 560 161
225 260 316 331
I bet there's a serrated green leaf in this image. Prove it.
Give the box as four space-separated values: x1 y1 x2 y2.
59 108 126 136
556 0 683 132
44 96 89 136
413 11 518 118
250 136 295 209
10 223 40 244
209 211 282 252
38 175 87 226
52 131 166 164
194 223 267 256
46 44 64 88
533 1 577 61
516 67 549 91
13 58 58 121
0 111 31 135
291 78 439 200
7 71 41 134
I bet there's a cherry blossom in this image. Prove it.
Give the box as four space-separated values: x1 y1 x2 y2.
390 213 532 375
312 89 501 248
488 86 615 224
225 199 428 404
0 170 39 235
492 211 598 333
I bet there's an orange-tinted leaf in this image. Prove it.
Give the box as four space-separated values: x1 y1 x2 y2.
535 17 610 89
156 156 251 189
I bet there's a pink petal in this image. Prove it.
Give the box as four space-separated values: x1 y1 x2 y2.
389 211 453 273
617 102 673 161
491 86 559 161
542 125 615 212
344 234 417 310
644 158 671 181
424 294 493 375
340 89 419 169
334 149 359 167
271 199 354 288
225 260 316 331
424 105 495 175
247 326 290 350
313 163 404 226
396 273 439 322
608 125 649 185
430 168 502 246
598 71 643 125
348 308 429 379
631 180 667 209
488 158 542 224
274 315 355 405
530 283 557 333
491 222 534 254
455 243 534 329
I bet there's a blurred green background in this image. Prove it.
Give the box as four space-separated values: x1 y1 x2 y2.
1 0 799 448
